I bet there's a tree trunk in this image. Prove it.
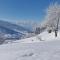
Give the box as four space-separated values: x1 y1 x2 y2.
55 18 59 37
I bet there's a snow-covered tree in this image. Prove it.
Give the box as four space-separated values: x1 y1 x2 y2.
42 2 60 31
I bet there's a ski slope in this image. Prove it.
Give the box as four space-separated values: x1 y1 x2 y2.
0 31 60 60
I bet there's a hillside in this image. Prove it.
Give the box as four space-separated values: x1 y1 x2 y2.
0 20 33 41
16 31 60 43
0 31 60 60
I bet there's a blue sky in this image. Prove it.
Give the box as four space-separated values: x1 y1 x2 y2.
0 0 60 23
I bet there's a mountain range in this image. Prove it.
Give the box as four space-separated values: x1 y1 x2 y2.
0 20 33 40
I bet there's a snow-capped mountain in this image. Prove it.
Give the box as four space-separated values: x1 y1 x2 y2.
0 20 33 42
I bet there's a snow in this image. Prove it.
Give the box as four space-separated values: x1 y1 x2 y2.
0 40 60 60
17 31 60 43
39 31 60 41
0 31 60 60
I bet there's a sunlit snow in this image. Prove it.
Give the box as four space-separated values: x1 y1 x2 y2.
0 31 60 60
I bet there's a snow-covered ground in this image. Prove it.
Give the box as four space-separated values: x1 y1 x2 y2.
0 31 60 60
16 31 60 43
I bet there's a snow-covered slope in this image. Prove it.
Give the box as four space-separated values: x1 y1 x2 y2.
0 38 60 60
0 31 60 60
17 31 60 43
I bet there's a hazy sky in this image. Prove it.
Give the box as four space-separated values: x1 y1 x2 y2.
0 0 60 22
